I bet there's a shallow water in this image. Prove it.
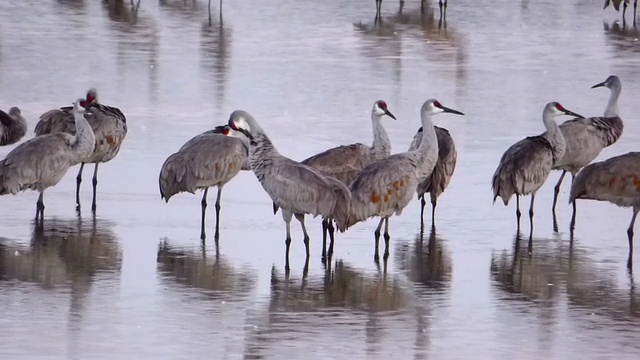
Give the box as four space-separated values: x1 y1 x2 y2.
1 0 640 358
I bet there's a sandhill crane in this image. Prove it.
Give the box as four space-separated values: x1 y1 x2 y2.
570 152 640 269
34 88 127 212
0 99 95 221
408 125 456 228
159 124 250 241
343 99 464 261
0 107 27 146
492 102 582 235
227 110 352 271
288 100 396 260
604 0 637 26
551 75 624 229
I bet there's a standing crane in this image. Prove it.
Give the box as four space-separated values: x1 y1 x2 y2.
0 99 95 221
159 124 250 241
492 102 582 236
0 107 27 146
289 100 396 260
34 88 127 212
227 110 352 271
570 152 640 269
604 0 637 26
408 124 456 228
551 75 624 230
343 99 464 261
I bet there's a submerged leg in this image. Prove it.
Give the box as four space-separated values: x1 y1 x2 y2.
36 191 45 221
200 188 209 240
327 219 336 258
431 194 437 227
515 194 522 231
420 196 426 226
295 213 310 259
529 194 536 240
383 217 391 259
321 219 328 261
552 170 566 214
373 217 385 261
214 186 222 239
282 210 293 271
91 164 99 212
75 163 85 211
627 207 638 269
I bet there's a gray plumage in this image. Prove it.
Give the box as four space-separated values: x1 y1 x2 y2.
0 99 96 220
0 107 27 146
492 102 581 235
34 88 127 212
552 75 624 229
159 124 250 240
292 100 395 259
344 99 464 261
570 152 640 269
408 125 457 227
227 110 352 271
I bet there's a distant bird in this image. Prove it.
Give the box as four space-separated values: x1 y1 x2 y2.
227 110 351 271
34 88 127 212
551 75 624 229
159 124 250 241
292 100 396 259
492 102 582 235
344 99 464 261
570 152 640 269
604 0 637 26
408 125 457 228
0 107 27 146
0 99 95 221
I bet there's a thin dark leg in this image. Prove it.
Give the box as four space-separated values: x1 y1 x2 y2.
421 0 424 14
373 217 384 261
515 195 522 231
75 163 85 211
552 170 566 214
383 217 391 259
295 213 310 260
420 196 426 227
36 191 45 221
634 0 637 27
439 0 443 18
431 195 437 227
528 194 535 241
321 219 328 261
327 219 335 258
627 208 638 269
283 211 293 271
214 186 222 240
200 188 209 240
570 173 578 232
623 2 628 25
91 164 99 212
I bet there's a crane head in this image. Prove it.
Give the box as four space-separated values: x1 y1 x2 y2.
421 99 465 116
228 110 255 141
546 102 583 118
373 100 397 120
73 98 87 113
86 87 98 103
591 75 620 90
8 107 20 117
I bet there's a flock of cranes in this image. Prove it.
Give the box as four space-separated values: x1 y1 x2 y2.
0 75 636 269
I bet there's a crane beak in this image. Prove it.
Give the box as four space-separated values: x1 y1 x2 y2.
441 105 465 116
563 108 583 118
237 127 254 141
591 80 606 89
384 109 397 120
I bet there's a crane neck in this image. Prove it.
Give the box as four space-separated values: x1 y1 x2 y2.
417 112 438 153
71 111 96 162
604 83 621 118
370 113 391 159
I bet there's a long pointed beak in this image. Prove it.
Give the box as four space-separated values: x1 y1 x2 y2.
591 81 606 89
384 109 397 120
563 108 583 118
239 128 254 140
441 105 465 116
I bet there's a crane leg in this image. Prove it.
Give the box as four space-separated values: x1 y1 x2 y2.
439 0 443 19
624 1 628 24
421 0 424 14
383 217 391 260
200 187 209 240
91 164 99 212
295 213 310 260
75 163 85 211
528 194 535 242
419 196 426 226
327 219 336 258
627 207 638 269
431 194 438 227
373 217 385 261
36 191 45 222
634 0 637 26
570 172 578 232
515 195 521 231
214 186 222 240
321 219 328 260
283 210 293 271
552 170 566 214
